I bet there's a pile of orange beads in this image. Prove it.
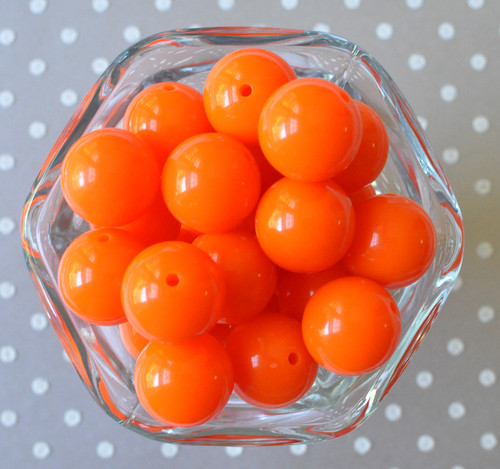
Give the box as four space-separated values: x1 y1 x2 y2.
58 47 437 428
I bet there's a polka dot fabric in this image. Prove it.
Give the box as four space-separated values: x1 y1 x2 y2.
0 0 498 468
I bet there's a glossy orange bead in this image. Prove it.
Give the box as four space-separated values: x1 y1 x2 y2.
121 241 225 342
123 82 213 166
248 145 282 193
302 276 401 376
193 231 278 324
61 128 160 227
119 321 150 359
162 133 261 233
348 184 376 206
58 228 145 325
204 48 296 145
134 335 234 427
277 261 349 321
333 101 389 192
226 313 318 409
258 77 362 182
255 178 355 273
344 194 437 289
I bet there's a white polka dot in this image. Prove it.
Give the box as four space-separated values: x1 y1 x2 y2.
408 53 426 70
448 401 466 420
376 22 393 40
440 84 457 102
344 0 361 9
442 147 460 165
470 53 487 71
29 121 47 139
474 178 491 196
417 116 428 130
480 433 497 450
416 370 433 388
92 0 109 12
0 409 18 427
447 338 465 356
91 57 109 75
160 443 179 458
29 0 48 14
31 313 49 331
472 115 489 133
60 89 78 107
96 441 115 459
0 217 16 235
313 23 330 32
0 281 16 299
29 58 47 76
0 29 16 46
476 241 493 259
225 447 244 457
406 0 423 9
478 369 496 387
218 0 235 10
123 25 141 43
155 0 172 11
417 434 435 452
31 377 50 395
384 403 402 421
0 153 15 171
60 27 78 44
290 444 308 456
438 22 455 40
477 305 495 323
452 275 463 292
33 441 51 459
353 436 372 455
0 345 17 363
467 0 484 9
0 90 15 108
64 409 82 427
280 0 298 9
451 466 466 469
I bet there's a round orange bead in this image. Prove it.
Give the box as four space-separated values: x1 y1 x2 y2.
258 77 362 182
121 241 225 342
255 178 355 273
118 321 150 359
58 228 145 325
123 82 213 166
344 194 437 289
302 276 401 376
193 231 278 324
204 48 296 145
61 128 160 227
162 133 261 233
134 335 234 427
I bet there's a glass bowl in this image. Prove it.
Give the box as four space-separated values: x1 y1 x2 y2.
20 27 463 446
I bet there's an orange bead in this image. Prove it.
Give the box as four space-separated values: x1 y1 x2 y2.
123 82 213 166
226 313 317 409
248 145 282 193
193 231 278 324
344 194 437 289
333 101 389 192
118 321 150 359
258 77 362 182
134 335 234 427
162 133 261 233
277 261 349 321
121 241 225 342
302 276 401 376
58 228 145 325
255 178 355 273
348 184 376 206
204 48 296 145
61 128 160 227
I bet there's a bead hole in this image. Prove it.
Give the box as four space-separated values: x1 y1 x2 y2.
166 273 180 286
288 352 299 365
162 84 176 91
239 84 252 97
97 234 110 242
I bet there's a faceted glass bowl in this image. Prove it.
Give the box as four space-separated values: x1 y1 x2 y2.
20 27 463 446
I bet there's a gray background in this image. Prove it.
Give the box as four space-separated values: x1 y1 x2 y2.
1 0 499 468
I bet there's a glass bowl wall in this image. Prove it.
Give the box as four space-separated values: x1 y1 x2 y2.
20 27 464 446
